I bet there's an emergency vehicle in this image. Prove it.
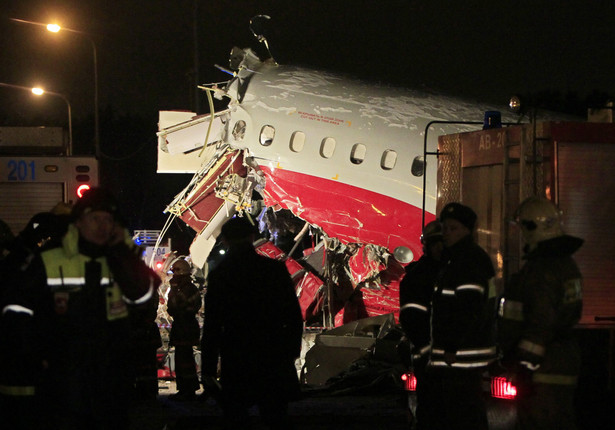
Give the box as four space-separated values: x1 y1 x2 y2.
0 126 98 235
430 114 615 427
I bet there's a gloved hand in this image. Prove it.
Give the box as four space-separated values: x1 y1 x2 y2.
505 362 535 397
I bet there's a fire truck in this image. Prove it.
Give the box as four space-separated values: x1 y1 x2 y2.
0 126 98 236
434 117 615 426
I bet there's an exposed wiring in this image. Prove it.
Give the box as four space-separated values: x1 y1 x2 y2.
197 87 216 158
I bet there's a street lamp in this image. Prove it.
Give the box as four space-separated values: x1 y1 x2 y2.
10 17 100 158
0 82 73 155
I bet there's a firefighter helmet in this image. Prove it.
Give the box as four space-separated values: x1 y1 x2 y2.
170 259 191 276
514 196 564 250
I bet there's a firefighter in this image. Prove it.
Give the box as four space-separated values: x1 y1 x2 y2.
167 257 201 400
0 212 62 429
498 196 583 430
399 220 444 430
428 202 497 430
201 215 303 430
0 187 160 429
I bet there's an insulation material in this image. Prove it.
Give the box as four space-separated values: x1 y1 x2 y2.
347 244 387 287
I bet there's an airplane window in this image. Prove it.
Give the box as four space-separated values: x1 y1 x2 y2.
350 143 366 164
232 120 246 141
412 156 425 176
381 149 397 170
290 131 306 152
320 137 336 158
260 125 275 146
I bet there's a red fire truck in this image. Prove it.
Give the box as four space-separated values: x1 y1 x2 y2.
430 119 615 428
0 126 98 236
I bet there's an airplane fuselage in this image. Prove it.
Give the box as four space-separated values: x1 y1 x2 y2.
218 60 505 259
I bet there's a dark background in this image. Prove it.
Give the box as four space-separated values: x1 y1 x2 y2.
1 0 614 232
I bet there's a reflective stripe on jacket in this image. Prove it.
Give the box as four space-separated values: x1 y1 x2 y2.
429 236 498 369
399 255 441 358
41 242 129 321
0 384 36 396
430 346 498 368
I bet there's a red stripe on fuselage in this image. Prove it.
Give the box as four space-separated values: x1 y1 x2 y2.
259 165 433 259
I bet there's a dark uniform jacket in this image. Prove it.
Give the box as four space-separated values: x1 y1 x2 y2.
1 224 159 428
498 235 583 385
430 235 497 368
201 241 303 400
399 254 441 361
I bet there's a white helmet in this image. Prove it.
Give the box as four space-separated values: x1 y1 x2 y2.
514 196 564 250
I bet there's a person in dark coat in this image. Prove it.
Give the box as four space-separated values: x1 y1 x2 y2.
0 188 160 429
399 220 444 430
167 258 201 400
201 215 303 430
427 202 497 430
498 196 583 430
0 212 64 429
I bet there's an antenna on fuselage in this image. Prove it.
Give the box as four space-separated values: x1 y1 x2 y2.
249 15 277 65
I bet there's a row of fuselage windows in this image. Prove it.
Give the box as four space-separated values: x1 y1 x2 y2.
254 123 425 177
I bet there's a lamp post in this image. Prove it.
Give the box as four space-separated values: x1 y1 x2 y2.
11 18 100 158
0 82 73 155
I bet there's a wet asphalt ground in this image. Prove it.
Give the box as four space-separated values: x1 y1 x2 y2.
129 380 413 430
128 379 525 430
129 376 615 430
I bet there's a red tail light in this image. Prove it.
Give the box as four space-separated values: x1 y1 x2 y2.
491 376 517 399
76 184 91 198
401 372 417 391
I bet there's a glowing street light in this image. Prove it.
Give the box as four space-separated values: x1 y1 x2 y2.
46 23 61 33
11 18 100 158
0 82 73 155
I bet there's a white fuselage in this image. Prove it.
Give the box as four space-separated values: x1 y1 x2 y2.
157 57 518 264
219 61 511 257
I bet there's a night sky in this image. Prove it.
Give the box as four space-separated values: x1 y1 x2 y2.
1 0 615 230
